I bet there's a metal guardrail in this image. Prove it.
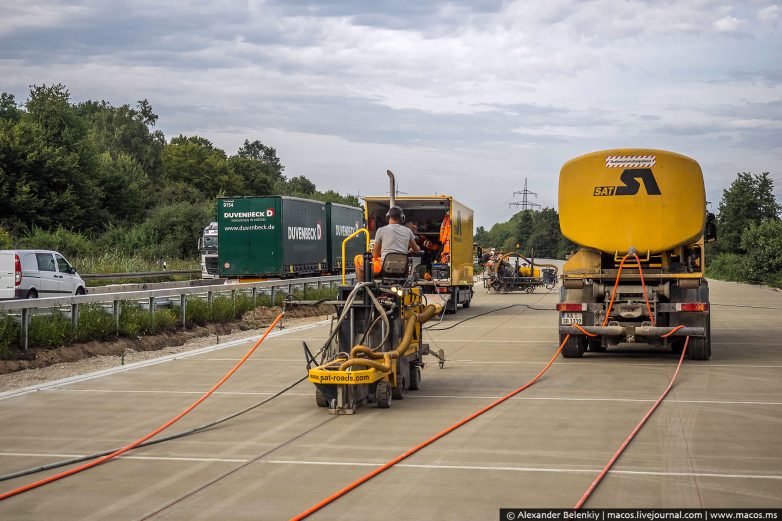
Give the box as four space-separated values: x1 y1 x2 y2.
82 270 201 280
1 274 354 350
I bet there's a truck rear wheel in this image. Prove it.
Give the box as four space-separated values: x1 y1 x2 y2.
687 316 711 360
561 334 586 358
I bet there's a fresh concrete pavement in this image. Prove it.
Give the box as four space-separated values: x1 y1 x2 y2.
0 280 780 520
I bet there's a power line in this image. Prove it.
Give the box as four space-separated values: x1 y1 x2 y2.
509 177 541 211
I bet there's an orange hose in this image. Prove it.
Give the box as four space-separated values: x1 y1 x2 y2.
660 325 685 338
289 334 570 521
0 312 285 502
633 253 656 326
574 336 688 509
602 254 629 326
573 324 598 337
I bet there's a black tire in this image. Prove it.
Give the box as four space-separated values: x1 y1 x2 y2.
375 381 391 408
462 291 471 309
687 314 711 360
588 338 605 352
408 365 421 390
75 287 86 296
315 388 328 407
561 334 586 358
392 376 405 400
26 289 38 299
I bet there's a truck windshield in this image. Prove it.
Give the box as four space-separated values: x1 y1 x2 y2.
203 236 218 249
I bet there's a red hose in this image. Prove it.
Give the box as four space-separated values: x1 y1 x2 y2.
573 336 690 508
0 312 285 502
289 334 570 520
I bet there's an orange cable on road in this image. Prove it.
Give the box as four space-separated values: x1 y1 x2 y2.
574 336 689 509
0 312 285 502
289 334 570 521
633 253 656 326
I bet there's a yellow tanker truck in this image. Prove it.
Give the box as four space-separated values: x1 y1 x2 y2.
557 149 717 360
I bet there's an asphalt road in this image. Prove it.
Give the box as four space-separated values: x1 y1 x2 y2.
0 279 780 520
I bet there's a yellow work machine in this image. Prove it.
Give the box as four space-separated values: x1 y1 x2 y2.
304 173 446 414
557 149 717 360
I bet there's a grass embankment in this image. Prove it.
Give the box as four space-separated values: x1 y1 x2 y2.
0 286 337 358
706 253 782 288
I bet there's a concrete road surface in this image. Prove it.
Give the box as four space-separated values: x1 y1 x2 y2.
0 279 780 520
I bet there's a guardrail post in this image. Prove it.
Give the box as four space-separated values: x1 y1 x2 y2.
21 308 29 351
180 294 187 329
288 283 293 297
270 286 276 307
113 300 120 335
303 283 308 299
317 280 323 291
231 289 236 316
251 287 257 308
207 291 213 310
71 303 80 331
148 296 156 329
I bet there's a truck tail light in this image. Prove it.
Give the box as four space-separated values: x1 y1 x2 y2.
14 254 21 286
675 303 709 312
436 287 449 294
556 303 586 312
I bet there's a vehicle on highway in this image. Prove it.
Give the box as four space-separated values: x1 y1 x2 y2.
207 196 364 280
198 221 219 278
0 249 87 299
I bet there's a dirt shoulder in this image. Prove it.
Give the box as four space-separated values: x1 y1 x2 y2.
0 305 333 392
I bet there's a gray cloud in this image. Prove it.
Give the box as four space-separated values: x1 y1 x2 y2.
0 0 780 226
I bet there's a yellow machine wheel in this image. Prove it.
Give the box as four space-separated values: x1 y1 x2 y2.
375 381 392 408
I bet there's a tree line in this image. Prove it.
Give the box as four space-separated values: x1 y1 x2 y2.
707 171 781 287
0 83 357 262
474 207 575 260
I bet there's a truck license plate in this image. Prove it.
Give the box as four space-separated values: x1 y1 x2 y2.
561 312 582 325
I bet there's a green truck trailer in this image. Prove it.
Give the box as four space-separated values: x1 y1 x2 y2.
217 196 364 279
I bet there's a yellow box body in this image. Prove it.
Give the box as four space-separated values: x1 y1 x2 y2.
363 195 474 286
559 149 705 255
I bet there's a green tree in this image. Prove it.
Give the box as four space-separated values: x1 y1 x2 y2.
525 208 561 258
717 172 780 254
0 93 21 122
228 156 275 196
474 226 490 247
79 99 165 180
0 84 105 232
515 210 535 249
237 139 284 174
284 175 317 195
95 152 147 223
162 135 244 197
140 201 214 258
740 219 782 284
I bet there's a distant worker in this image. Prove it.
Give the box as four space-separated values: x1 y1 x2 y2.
439 212 451 263
355 206 420 281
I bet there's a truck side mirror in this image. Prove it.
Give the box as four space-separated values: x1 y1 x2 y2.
705 213 717 242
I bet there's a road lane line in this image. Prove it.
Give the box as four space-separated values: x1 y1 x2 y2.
35 388 782 405
0 321 328 402
2 453 778 480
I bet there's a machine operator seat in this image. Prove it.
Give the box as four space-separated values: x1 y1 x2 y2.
379 253 409 282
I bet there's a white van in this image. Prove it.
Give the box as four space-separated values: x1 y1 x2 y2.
0 250 87 299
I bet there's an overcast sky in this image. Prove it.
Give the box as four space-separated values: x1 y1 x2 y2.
1 0 780 227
